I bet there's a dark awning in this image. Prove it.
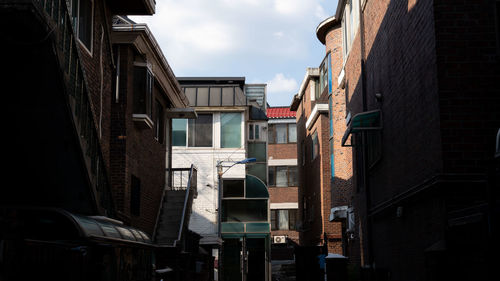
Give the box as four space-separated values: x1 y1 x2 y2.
0 207 153 246
341 110 382 147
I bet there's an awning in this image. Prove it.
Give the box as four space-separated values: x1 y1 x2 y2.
0 207 153 246
341 110 382 147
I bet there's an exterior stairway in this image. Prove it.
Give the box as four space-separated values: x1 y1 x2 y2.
154 166 198 247
0 0 114 216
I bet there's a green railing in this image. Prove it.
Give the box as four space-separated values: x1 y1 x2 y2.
12 0 115 216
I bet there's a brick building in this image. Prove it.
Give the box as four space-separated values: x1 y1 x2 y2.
291 66 343 254
111 16 194 235
333 0 500 280
267 107 299 247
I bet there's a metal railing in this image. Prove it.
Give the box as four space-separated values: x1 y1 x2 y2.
175 165 197 247
5 0 115 216
167 167 198 191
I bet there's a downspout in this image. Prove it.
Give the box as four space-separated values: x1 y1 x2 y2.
358 0 375 273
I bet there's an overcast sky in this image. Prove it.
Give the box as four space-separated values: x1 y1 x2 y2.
130 0 338 106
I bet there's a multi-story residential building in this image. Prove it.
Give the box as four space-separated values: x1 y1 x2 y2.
290 65 344 280
333 0 500 280
316 15 358 267
172 78 271 281
110 16 195 236
266 106 299 280
267 107 299 246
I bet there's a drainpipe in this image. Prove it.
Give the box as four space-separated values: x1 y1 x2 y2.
358 0 375 275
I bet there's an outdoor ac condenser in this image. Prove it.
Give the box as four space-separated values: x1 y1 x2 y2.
273 235 286 244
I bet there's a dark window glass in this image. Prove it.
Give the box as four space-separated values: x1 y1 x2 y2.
255 124 260 139
249 124 254 140
130 175 140 216
78 0 93 49
271 210 277 231
312 131 319 160
155 100 164 143
188 114 212 147
289 209 297 230
268 124 276 144
222 200 268 222
288 166 298 186
247 142 266 162
133 66 153 117
269 167 276 187
223 180 244 198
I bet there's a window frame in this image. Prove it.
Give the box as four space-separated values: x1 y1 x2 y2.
311 130 319 160
271 209 298 231
71 0 94 55
268 166 298 187
188 113 213 147
268 123 297 144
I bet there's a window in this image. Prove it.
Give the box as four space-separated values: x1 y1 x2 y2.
271 209 297 231
130 175 140 216
342 0 361 61
133 64 153 119
172 119 187 146
220 112 242 148
268 123 297 144
223 179 244 198
188 114 213 147
155 100 164 143
71 0 93 52
222 200 268 222
248 124 261 140
269 166 298 187
311 131 319 160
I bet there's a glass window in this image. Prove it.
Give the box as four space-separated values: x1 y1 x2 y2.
255 124 260 139
246 163 267 184
221 112 242 148
288 166 298 186
288 123 297 143
312 131 319 160
223 179 244 198
278 210 289 230
130 175 140 216
155 100 164 143
247 142 266 162
188 114 212 147
222 199 268 222
276 167 288 187
172 119 187 146
133 66 153 117
268 124 275 144
78 0 93 50
276 124 287 144
271 209 297 230
249 124 254 140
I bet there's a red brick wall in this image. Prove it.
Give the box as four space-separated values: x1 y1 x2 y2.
109 44 169 235
268 143 297 159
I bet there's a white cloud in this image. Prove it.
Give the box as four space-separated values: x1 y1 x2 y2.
267 73 299 93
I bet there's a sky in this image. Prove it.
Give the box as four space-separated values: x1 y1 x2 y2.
130 0 339 106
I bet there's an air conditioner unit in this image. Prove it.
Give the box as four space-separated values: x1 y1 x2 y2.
273 236 286 244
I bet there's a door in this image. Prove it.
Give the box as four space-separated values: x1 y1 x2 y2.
245 238 266 281
223 238 242 281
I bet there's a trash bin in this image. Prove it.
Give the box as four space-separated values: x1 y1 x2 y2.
325 253 348 281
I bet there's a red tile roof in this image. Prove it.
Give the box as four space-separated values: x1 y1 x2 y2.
267 107 296 118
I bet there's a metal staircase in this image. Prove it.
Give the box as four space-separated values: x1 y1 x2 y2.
154 165 197 247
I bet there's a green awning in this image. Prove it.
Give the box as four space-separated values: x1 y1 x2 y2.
245 174 269 198
342 110 382 147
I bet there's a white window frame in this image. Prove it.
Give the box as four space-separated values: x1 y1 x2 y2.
71 0 94 56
